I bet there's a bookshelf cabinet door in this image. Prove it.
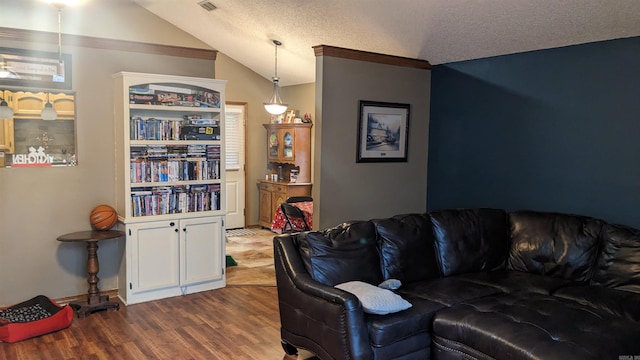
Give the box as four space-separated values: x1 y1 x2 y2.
180 216 224 286
128 221 180 294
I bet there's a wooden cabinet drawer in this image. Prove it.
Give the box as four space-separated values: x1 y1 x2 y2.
260 182 274 191
259 181 285 193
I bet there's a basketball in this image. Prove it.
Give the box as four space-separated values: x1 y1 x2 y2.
89 205 118 231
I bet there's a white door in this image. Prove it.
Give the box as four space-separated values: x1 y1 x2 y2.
225 103 246 229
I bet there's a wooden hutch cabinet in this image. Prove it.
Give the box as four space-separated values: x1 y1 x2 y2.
258 123 312 229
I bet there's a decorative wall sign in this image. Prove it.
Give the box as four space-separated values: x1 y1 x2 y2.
357 100 410 163
0 47 72 90
11 146 53 167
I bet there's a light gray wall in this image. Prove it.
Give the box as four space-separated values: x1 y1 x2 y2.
315 56 431 228
0 3 216 306
0 2 316 305
215 54 315 227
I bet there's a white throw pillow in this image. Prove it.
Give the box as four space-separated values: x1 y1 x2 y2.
335 281 412 315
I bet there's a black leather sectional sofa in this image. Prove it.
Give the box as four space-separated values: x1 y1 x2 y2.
273 209 640 359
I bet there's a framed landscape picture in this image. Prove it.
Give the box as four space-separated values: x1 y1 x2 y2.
356 100 410 163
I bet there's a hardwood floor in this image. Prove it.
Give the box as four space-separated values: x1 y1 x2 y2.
0 287 317 360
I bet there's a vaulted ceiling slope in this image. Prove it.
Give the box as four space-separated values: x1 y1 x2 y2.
140 1 640 86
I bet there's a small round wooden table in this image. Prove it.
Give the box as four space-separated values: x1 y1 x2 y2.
57 230 125 318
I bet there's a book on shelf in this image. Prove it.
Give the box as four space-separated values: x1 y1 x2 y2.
130 94 156 105
131 153 222 182
183 115 219 125
131 188 153 196
129 183 222 216
131 116 221 140
180 125 220 140
128 85 220 108
130 87 155 94
148 84 194 94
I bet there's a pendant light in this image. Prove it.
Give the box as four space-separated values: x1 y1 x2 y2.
263 40 288 115
41 93 58 121
0 95 13 119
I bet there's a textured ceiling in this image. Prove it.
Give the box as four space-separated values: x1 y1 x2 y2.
135 0 640 86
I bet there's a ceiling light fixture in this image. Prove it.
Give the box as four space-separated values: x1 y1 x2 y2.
264 40 288 115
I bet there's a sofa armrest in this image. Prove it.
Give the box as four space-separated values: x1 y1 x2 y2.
274 234 372 360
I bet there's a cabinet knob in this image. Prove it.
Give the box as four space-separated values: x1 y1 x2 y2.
169 222 175 227
175 229 179 233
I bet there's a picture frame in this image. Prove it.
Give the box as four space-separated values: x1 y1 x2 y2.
284 109 296 123
0 47 72 90
270 113 284 124
357 100 410 163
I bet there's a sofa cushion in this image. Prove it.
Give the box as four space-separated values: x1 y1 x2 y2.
398 277 504 307
455 270 576 295
432 293 640 360
554 285 640 322
365 296 442 349
590 223 640 293
298 221 382 286
429 208 509 276
335 281 412 315
507 211 603 282
373 213 440 283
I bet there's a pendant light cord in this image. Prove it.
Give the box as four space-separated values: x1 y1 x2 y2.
57 7 62 64
273 40 282 80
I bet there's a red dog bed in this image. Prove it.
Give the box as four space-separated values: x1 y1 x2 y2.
0 295 73 343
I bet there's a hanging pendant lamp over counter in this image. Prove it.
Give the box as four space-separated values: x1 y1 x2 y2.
264 40 288 115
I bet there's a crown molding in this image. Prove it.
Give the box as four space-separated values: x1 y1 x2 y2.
313 44 431 70
0 27 217 60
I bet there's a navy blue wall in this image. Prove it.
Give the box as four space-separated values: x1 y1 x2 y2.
427 37 640 227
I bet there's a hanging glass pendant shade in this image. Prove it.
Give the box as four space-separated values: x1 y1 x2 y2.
0 97 13 119
264 40 288 115
41 94 57 121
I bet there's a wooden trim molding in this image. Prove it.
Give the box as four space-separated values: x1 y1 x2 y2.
0 27 217 60
313 44 431 70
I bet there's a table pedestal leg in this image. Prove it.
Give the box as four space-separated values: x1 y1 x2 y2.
70 241 119 318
